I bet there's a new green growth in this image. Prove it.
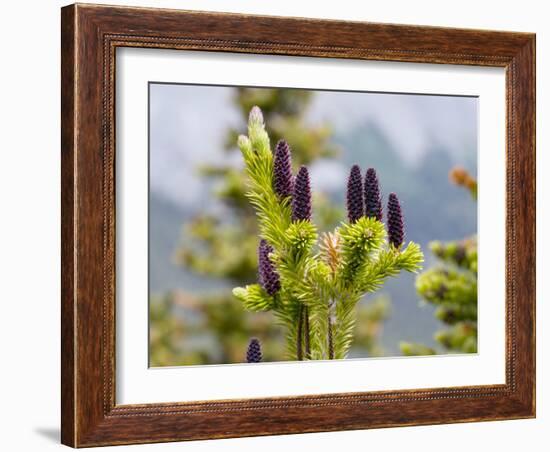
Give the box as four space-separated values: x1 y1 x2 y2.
233 107 424 361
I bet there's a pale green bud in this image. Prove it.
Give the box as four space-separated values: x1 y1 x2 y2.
237 134 252 154
248 107 270 155
248 105 264 126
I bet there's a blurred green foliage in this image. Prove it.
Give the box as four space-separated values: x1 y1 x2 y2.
401 168 478 355
150 291 285 366
352 296 392 357
150 88 390 365
150 290 391 366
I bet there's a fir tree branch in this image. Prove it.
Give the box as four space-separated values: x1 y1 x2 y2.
237 133 291 250
296 304 304 360
235 106 424 361
338 217 386 286
359 242 423 294
304 306 311 359
328 309 334 360
232 284 275 311
416 267 477 306
333 290 361 359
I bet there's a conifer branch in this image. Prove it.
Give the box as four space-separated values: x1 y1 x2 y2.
296 304 304 361
327 309 335 360
234 106 424 360
304 306 311 359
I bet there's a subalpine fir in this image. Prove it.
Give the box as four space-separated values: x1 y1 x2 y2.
234 107 423 361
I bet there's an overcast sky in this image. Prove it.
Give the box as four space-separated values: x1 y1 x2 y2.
149 83 477 208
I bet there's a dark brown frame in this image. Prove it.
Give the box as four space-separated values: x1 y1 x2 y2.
61 3 536 447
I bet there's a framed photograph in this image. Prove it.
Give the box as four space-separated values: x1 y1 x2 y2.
61 3 535 447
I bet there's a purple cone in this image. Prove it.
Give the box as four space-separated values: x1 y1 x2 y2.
273 140 293 198
292 166 312 222
364 168 383 221
346 165 364 223
258 239 281 296
246 338 262 363
387 193 405 248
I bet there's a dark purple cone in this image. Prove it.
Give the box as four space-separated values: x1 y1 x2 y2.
258 239 281 296
292 166 312 222
387 193 405 248
246 338 262 363
346 165 364 223
364 168 383 221
273 140 293 198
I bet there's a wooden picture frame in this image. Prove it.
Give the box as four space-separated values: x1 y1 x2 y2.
61 3 535 447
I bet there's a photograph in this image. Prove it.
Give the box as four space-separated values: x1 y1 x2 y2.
148 84 479 366
53 3 537 447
